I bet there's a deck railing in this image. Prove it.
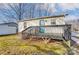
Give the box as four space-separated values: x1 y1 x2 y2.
21 24 71 40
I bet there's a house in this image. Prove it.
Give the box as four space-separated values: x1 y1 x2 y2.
18 14 68 33
0 22 17 35
18 14 71 40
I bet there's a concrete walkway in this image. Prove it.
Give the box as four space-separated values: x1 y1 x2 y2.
69 32 79 54
71 32 79 45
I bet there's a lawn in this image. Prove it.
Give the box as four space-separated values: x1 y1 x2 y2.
0 34 68 55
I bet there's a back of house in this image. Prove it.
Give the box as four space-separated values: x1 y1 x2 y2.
18 14 66 33
17 14 71 40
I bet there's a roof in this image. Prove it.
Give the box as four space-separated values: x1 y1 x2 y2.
0 22 16 25
18 14 68 22
0 22 17 27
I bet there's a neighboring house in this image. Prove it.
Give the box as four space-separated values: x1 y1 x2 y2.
18 14 68 32
0 22 17 35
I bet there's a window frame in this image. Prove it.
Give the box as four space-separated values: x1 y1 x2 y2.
51 18 56 25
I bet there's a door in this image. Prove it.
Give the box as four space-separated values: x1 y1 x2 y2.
39 20 45 33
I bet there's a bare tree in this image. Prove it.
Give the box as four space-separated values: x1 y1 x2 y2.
0 3 38 32
0 3 51 22
0 3 51 32
29 4 36 18
0 3 30 32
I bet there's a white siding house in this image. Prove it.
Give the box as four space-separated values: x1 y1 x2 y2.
18 14 67 33
18 14 72 40
0 22 17 35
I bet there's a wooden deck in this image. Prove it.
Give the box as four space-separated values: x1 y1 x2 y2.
20 24 71 40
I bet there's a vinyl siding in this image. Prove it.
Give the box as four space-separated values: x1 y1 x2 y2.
44 27 64 33
18 17 65 32
18 22 24 32
27 20 39 28
0 25 16 35
56 17 65 25
44 18 51 25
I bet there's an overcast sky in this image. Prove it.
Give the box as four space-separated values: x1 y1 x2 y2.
0 3 79 23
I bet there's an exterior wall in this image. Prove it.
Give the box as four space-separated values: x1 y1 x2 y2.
43 17 65 26
44 18 51 25
18 22 24 32
44 27 64 33
27 20 39 28
18 17 65 32
56 17 65 25
0 25 16 35
38 17 65 34
18 20 40 32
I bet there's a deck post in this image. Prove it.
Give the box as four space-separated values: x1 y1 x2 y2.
63 24 71 48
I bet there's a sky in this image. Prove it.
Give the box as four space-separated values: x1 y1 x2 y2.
49 3 79 21
0 3 79 23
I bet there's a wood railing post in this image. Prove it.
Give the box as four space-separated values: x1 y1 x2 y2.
64 25 71 40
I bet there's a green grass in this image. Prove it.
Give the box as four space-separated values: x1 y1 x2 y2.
0 35 67 55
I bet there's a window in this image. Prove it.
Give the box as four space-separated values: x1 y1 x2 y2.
45 20 47 22
24 22 27 29
40 20 45 26
51 19 56 25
